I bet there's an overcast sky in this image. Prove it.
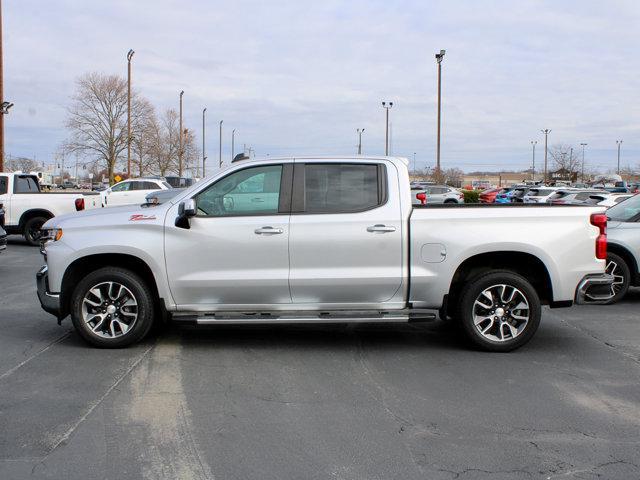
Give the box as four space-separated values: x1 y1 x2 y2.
4 0 640 173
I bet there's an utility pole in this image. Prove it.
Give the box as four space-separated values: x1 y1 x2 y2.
541 129 551 183
231 129 236 161
381 102 393 155
435 49 446 174
616 140 622 175
413 152 417 173
202 108 206 177
219 120 223 168
0 0 8 173
580 143 587 183
178 90 184 177
357 128 364 155
530 141 537 181
126 49 134 178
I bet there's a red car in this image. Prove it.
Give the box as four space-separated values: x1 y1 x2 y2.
479 188 500 203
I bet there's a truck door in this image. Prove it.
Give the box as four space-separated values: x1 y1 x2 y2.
164 163 293 308
288 161 403 305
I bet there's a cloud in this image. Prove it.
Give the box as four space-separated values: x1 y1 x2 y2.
4 0 640 172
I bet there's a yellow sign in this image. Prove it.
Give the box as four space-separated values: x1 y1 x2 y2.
114 175 122 183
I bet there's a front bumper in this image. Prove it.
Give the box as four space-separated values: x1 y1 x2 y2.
575 273 615 304
36 265 62 318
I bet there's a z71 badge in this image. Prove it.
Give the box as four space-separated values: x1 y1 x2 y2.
129 214 156 221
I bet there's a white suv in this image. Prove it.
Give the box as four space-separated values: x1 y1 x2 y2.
101 178 172 207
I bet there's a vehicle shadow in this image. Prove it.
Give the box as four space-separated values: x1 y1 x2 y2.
167 320 469 352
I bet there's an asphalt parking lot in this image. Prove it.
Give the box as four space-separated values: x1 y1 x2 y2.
1 240 639 480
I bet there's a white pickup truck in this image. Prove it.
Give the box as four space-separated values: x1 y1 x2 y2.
0 172 100 245
37 156 613 351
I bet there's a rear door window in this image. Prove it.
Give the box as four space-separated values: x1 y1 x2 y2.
0 176 7 195
298 163 384 213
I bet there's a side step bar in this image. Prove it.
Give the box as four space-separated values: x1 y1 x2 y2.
172 309 436 325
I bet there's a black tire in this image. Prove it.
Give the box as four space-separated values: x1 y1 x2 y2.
70 267 155 348
456 270 541 352
23 216 49 246
603 253 631 304
444 199 457 204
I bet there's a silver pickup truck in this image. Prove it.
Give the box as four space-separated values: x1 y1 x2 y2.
37 156 612 351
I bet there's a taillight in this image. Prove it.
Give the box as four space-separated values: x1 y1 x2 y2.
75 198 85 211
590 213 607 259
416 192 427 205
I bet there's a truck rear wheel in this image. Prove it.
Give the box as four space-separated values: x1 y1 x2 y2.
70 267 155 348
457 271 541 352
603 253 630 304
23 216 48 246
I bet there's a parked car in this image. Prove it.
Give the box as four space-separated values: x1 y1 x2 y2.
0 202 6 254
522 187 559 203
602 193 640 304
101 178 173 207
585 193 634 208
412 185 464 205
546 189 603 205
510 186 532 203
38 156 611 352
479 188 500 203
494 186 523 204
0 172 100 245
144 188 185 205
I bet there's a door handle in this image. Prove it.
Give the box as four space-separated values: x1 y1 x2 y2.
254 226 284 235
251 198 265 203
367 224 396 233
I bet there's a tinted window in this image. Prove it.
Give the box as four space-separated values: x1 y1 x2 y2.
196 164 282 216
615 196 631 204
607 194 640 222
0 176 7 195
111 182 131 192
528 189 555 197
304 164 381 213
138 181 159 190
14 176 40 193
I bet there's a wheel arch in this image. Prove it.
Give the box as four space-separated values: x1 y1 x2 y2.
446 251 554 311
19 209 54 230
60 253 163 320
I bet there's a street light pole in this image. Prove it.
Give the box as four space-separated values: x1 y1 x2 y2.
616 140 622 175
435 49 445 174
178 90 184 177
357 128 364 155
580 143 587 183
413 152 417 173
381 102 393 155
219 120 223 168
231 129 236 161
530 141 537 181
202 108 206 177
126 49 134 178
541 129 551 183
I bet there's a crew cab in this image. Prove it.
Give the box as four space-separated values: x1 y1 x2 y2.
101 177 172 207
0 172 100 245
37 156 612 352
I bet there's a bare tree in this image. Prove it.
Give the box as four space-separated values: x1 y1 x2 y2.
7 156 40 172
147 108 198 177
550 144 581 174
64 72 154 184
131 98 157 177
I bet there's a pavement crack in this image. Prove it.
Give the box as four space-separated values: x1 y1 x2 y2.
43 342 156 456
0 332 72 381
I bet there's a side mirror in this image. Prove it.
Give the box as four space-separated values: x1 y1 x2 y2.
175 198 196 229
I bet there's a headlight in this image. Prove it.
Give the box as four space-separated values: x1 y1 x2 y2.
42 228 63 243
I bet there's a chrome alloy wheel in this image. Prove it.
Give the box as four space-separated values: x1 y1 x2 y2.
472 284 530 342
605 259 626 297
81 282 138 338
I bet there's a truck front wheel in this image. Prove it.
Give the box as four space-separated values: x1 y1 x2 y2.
23 216 49 246
70 267 155 348
457 271 541 352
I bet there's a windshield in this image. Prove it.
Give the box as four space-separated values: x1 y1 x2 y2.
607 194 640 222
